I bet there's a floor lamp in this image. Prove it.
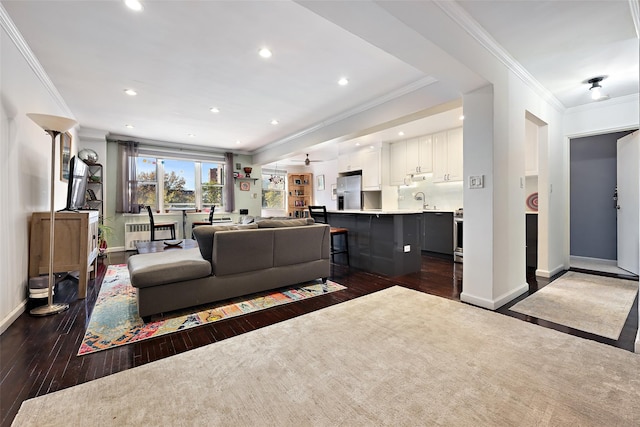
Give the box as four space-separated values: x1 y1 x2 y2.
27 113 77 316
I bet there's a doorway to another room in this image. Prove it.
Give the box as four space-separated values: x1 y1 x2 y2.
569 130 639 278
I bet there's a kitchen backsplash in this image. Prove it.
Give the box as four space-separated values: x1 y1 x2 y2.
397 175 464 211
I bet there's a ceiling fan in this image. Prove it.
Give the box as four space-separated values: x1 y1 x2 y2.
293 154 322 166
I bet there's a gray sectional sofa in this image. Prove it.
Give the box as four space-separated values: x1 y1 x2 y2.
126 218 331 321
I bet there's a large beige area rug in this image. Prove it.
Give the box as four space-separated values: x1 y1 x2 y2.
510 271 638 340
13 287 640 426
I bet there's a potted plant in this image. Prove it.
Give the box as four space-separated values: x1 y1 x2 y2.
98 219 114 259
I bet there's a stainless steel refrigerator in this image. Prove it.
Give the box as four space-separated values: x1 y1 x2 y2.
337 175 362 210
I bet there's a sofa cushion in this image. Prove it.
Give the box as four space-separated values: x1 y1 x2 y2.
193 223 258 263
273 224 330 266
256 218 314 228
128 248 211 289
213 228 274 276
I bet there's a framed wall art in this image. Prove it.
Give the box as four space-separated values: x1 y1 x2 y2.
60 132 72 182
317 174 325 191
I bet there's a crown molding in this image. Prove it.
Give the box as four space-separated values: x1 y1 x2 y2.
630 0 640 39
434 1 565 112
0 4 75 118
253 75 439 155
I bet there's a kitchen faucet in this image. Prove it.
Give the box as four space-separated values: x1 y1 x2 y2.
414 192 428 209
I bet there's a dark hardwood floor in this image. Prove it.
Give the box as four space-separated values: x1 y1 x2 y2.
1 252 637 427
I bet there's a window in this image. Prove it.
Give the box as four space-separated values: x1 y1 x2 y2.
136 156 158 210
163 159 195 210
201 161 225 209
135 156 225 212
262 169 286 209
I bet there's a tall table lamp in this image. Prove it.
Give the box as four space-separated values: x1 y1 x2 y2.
27 113 77 316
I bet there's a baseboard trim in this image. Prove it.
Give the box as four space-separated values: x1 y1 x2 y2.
536 264 566 278
461 283 528 310
0 299 27 335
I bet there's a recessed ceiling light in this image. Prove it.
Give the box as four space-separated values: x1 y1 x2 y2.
124 0 143 11
398 131 405 136
355 142 361 146
459 115 465 121
338 77 349 86
125 124 134 129
259 48 272 58
124 89 137 96
235 140 241 145
210 107 220 113
188 133 196 138
271 119 279 125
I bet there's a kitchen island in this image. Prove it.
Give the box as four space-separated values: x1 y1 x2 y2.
326 210 422 276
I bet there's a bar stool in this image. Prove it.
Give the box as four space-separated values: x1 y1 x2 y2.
146 206 176 241
308 205 349 266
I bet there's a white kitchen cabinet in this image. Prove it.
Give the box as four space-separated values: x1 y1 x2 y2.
389 141 408 185
361 148 381 190
433 128 463 182
338 151 363 173
406 135 433 175
389 135 433 186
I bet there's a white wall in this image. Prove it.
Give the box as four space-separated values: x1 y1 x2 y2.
1 23 77 333
309 159 338 210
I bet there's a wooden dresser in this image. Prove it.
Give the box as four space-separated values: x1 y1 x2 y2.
29 210 99 299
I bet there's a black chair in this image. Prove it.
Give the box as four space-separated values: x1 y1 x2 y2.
146 206 176 241
191 205 216 237
308 205 349 266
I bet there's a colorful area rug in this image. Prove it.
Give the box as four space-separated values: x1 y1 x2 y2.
78 264 346 355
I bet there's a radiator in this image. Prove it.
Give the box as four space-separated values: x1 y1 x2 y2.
124 222 178 250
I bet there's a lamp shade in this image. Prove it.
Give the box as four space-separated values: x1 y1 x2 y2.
27 113 77 133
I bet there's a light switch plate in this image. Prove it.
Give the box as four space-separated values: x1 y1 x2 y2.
469 175 484 189
403 245 411 253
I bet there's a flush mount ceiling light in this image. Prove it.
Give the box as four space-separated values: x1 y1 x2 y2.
188 133 196 138
125 124 134 128
124 0 143 11
338 77 349 86
259 48 272 58
270 119 279 125
210 107 220 113
587 76 606 100
124 89 137 96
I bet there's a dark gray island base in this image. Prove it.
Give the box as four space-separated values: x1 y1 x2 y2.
327 211 421 277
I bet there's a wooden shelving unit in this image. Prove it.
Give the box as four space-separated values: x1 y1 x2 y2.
287 173 312 218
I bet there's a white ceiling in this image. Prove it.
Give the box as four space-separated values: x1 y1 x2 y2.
3 0 638 166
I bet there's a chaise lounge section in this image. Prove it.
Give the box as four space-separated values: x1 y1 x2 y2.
127 219 331 321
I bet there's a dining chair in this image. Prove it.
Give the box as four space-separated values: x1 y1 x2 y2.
191 205 216 237
146 205 176 241
308 205 350 266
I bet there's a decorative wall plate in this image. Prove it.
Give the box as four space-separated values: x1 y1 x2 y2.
526 192 538 211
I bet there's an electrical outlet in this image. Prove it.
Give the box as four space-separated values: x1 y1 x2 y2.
469 175 484 189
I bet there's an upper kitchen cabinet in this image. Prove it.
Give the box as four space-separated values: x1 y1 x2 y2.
338 151 363 173
361 148 381 190
339 147 382 190
406 135 433 175
389 134 434 185
433 127 463 183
